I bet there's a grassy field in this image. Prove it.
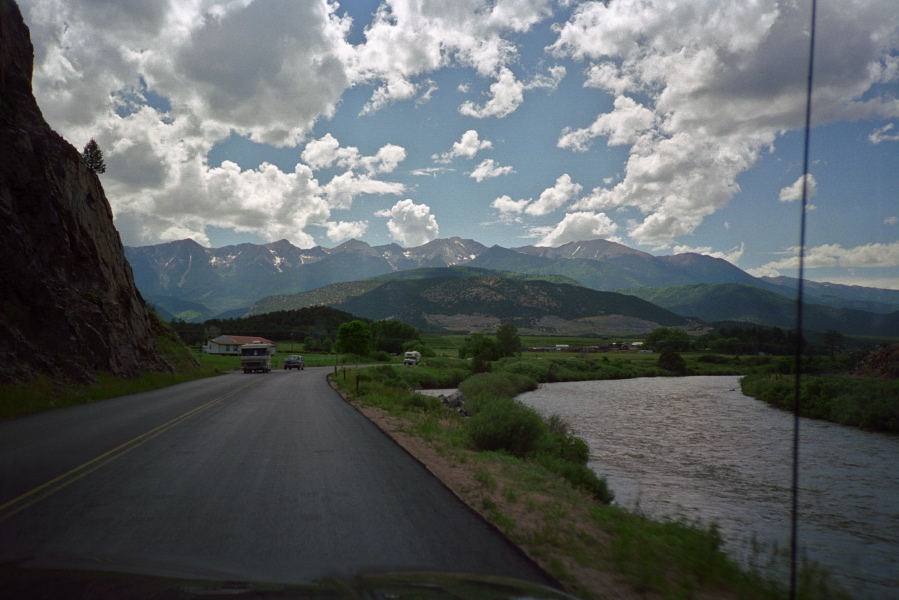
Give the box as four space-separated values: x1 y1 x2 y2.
330 362 849 600
422 333 642 355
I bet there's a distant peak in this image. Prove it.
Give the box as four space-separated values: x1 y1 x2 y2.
169 238 207 250
331 238 375 254
264 238 302 251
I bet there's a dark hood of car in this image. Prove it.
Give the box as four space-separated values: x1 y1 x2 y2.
2 554 578 599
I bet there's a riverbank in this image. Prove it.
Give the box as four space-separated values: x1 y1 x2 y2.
739 373 899 433
329 363 848 600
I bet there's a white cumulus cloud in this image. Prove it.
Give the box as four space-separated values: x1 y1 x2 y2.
323 171 406 210
748 241 899 276
27 0 354 147
296 135 408 210
459 65 565 119
376 199 440 247
779 174 818 203
459 68 524 119
533 212 618 247
672 243 746 265
303 134 406 174
525 174 583 216
869 123 899 144
433 130 492 163
324 220 369 243
551 0 899 249
491 195 529 223
558 96 656 151
353 0 553 112
490 175 581 219
470 159 515 182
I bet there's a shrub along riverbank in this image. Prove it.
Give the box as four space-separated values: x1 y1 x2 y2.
475 352 765 381
332 358 848 600
739 374 899 433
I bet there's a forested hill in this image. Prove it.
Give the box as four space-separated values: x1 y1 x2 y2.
250 274 688 334
620 283 899 336
170 306 362 346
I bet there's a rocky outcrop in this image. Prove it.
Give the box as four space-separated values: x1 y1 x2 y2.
437 391 469 416
852 344 899 380
0 0 175 383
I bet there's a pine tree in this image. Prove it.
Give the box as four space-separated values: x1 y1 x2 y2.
82 139 106 174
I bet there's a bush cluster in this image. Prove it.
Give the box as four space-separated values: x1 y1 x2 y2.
740 374 899 432
696 353 733 364
491 356 647 383
657 347 687 375
468 397 546 457
358 364 469 390
458 372 538 413
466 397 614 503
457 370 614 504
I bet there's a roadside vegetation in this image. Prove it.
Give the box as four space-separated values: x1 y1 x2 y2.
0 318 216 420
0 367 219 420
331 357 849 599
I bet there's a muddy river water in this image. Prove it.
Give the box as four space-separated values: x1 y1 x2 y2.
517 376 898 599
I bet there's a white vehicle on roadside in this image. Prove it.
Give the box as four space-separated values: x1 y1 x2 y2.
240 343 274 373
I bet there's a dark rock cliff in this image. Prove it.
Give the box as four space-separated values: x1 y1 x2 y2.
853 343 899 380
0 0 175 383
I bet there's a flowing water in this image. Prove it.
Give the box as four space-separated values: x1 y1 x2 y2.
517 376 899 599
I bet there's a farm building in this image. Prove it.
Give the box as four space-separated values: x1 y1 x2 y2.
203 335 276 355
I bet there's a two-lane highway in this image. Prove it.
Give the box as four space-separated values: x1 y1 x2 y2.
0 368 555 586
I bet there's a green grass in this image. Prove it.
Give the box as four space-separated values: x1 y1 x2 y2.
421 333 468 354
519 335 632 347
0 356 222 420
0 316 230 420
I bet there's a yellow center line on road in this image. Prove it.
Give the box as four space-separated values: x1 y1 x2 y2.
0 378 261 522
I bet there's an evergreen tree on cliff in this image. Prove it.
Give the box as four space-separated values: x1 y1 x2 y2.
82 139 106 174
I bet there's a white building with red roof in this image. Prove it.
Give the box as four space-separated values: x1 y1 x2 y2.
203 335 276 355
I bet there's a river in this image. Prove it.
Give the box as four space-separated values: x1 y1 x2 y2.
517 376 898 599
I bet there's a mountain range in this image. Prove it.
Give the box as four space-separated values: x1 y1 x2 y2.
125 237 899 336
125 237 488 319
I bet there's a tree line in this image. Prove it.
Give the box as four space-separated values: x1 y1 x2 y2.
168 306 426 357
169 306 363 347
645 324 855 357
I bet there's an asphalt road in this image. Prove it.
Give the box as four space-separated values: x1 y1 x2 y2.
0 368 555 586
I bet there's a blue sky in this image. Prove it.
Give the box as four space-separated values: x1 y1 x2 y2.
19 0 899 288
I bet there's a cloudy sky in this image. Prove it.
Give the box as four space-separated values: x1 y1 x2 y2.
20 0 899 288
